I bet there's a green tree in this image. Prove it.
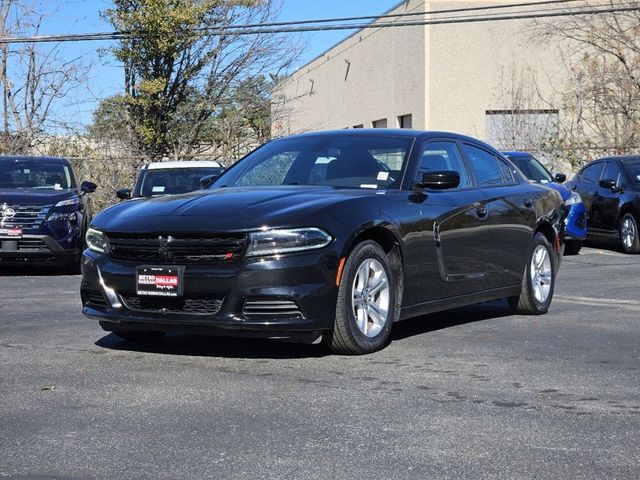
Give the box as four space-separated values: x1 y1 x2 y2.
103 0 297 159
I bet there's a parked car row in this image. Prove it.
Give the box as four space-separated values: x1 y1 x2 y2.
1 133 638 354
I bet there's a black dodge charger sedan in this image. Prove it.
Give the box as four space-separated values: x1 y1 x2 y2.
81 130 565 354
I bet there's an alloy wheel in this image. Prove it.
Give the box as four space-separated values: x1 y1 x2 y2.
351 258 390 338
621 216 636 249
530 244 552 304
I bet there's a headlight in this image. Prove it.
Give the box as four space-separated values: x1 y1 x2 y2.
48 212 78 223
246 227 332 257
55 198 80 207
565 191 582 206
86 227 109 254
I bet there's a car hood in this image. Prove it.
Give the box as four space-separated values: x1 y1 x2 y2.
95 186 381 232
0 188 79 206
538 182 570 201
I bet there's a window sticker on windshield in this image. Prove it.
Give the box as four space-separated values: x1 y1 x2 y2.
360 184 378 189
636 175 640 182
54 183 62 190
152 186 166 193
377 171 389 181
23 169 30 174
540 180 549 184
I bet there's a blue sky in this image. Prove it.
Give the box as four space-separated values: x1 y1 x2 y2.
34 0 398 128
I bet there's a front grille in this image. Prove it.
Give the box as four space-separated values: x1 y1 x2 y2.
243 298 304 318
108 233 247 264
121 294 224 315
1 204 52 227
0 238 49 252
82 289 108 310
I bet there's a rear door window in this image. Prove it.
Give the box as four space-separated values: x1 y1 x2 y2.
462 144 514 186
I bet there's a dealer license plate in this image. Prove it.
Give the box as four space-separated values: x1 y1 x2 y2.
0 227 22 239
136 266 184 297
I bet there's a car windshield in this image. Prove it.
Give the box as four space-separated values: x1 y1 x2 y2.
0 161 73 190
138 167 223 197
507 155 553 183
623 160 640 183
214 134 414 190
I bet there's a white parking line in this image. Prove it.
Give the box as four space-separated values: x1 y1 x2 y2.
555 294 640 310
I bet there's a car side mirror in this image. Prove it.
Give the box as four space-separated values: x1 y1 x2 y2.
200 173 220 189
417 171 460 190
81 181 97 194
116 188 131 200
554 173 566 183
599 179 621 193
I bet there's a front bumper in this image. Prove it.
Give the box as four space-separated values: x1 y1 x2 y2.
0 234 79 264
564 202 587 241
81 249 341 338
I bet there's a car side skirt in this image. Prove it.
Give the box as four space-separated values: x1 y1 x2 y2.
399 284 521 321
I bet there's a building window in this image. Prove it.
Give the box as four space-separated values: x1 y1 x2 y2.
372 118 387 129
485 109 559 150
398 114 412 129
353 124 364 129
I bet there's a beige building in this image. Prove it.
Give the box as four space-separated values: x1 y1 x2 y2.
273 0 569 150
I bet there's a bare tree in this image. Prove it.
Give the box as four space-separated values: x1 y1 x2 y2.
533 0 640 162
0 0 91 154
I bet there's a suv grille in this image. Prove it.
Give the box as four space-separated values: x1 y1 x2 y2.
120 294 224 315
108 233 247 264
1 204 52 227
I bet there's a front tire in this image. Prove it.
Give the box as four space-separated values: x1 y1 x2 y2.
620 213 640 253
508 232 556 315
323 241 400 355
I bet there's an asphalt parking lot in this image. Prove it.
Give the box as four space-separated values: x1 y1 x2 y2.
1 246 639 480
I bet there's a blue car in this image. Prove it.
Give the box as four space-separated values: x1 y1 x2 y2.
503 151 587 255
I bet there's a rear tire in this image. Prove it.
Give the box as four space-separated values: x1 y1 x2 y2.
563 240 583 256
508 232 556 315
323 240 400 355
619 213 640 253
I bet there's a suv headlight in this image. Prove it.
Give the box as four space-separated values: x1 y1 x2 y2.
86 227 109 254
246 227 332 257
55 198 80 207
565 191 582 206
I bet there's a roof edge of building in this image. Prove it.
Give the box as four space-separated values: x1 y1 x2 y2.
284 0 411 79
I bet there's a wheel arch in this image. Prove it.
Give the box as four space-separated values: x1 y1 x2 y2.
341 222 404 297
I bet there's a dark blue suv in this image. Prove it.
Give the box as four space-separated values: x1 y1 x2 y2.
0 156 96 269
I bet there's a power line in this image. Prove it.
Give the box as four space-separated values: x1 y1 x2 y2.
218 0 585 30
0 3 636 44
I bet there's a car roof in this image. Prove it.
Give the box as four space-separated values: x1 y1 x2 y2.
143 160 222 170
502 151 534 158
277 129 500 149
601 156 640 163
0 155 71 164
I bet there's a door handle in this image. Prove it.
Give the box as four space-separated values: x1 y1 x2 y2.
524 199 533 208
476 206 488 218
